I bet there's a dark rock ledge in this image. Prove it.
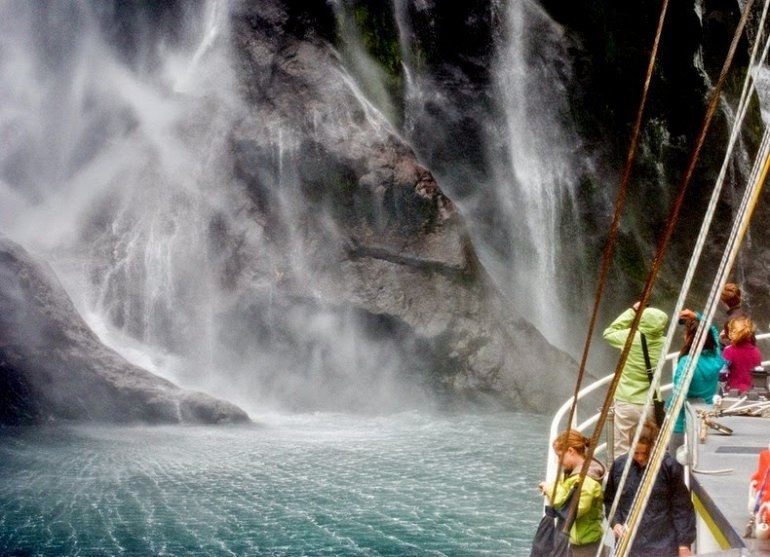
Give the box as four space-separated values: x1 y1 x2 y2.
0 235 250 426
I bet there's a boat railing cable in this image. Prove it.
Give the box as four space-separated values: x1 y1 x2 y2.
597 1 766 553
562 0 669 431
669 0 770 328
618 119 770 556
617 43 770 556
605 0 770 546
544 0 766 548
668 0 770 342
616 4 770 538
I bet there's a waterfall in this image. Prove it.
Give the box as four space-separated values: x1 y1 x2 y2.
2 0 640 412
758 65 770 125
386 0 592 356
0 0 437 413
489 0 588 353
0 0 249 386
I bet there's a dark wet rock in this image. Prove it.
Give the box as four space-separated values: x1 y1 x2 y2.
225 0 582 412
0 236 250 426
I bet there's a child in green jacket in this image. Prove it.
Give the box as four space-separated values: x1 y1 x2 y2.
539 429 606 557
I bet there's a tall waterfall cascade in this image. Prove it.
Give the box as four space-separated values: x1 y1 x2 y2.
4 0 763 413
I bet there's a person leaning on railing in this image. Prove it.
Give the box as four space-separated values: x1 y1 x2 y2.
604 420 695 557
538 430 606 557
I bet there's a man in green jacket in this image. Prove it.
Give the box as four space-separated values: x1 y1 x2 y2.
603 301 669 457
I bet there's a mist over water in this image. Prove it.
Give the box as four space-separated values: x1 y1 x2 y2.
0 2 582 554
0 0 441 414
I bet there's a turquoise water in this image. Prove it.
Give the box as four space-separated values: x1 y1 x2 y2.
0 411 548 556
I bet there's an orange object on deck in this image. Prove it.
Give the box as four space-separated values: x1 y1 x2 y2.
751 449 770 525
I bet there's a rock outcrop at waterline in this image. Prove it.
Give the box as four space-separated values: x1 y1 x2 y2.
0 236 250 426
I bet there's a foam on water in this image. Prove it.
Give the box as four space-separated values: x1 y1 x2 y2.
0 411 548 556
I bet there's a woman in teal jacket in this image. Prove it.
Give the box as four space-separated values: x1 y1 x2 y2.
667 316 724 453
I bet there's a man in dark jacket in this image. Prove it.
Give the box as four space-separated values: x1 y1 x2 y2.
604 421 695 556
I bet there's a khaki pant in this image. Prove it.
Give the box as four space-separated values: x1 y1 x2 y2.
613 400 644 456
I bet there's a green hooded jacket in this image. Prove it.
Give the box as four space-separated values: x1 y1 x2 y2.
542 458 606 546
603 307 669 404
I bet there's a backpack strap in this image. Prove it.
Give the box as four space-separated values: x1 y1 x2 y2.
641 333 662 402
641 333 653 383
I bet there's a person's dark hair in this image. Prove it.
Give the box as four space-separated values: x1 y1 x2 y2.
720 282 742 309
679 319 717 357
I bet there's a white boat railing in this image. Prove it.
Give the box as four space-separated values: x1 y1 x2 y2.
546 331 770 483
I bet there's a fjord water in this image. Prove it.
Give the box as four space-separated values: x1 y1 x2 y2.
0 411 547 556
0 4 558 554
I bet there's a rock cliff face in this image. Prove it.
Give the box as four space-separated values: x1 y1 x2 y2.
9 0 767 423
0 236 250 426
223 0 582 411
0 1 585 423
535 0 770 317
220 0 770 413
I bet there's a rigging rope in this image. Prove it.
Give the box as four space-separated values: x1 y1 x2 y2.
540 0 770 552
550 0 671 519
562 0 669 435
619 116 770 556
614 0 768 553
545 0 767 550
606 0 770 544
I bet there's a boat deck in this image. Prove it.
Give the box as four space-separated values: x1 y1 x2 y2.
690 402 770 556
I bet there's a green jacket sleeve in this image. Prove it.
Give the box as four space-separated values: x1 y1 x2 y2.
603 308 637 348
575 477 599 518
543 476 576 509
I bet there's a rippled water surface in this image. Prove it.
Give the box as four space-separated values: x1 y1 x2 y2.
0 411 548 556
